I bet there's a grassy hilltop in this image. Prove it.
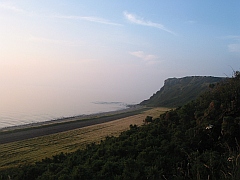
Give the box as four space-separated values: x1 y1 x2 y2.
141 76 225 107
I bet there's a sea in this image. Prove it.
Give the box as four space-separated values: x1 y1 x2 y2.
0 96 130 129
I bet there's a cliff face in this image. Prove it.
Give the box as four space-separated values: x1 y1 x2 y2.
141 76 225 107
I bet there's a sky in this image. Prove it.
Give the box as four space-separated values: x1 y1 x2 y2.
0 0 240 104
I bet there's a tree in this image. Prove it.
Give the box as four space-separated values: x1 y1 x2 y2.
144 116 153 124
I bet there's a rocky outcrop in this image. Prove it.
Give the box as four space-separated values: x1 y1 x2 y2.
141 76 225 107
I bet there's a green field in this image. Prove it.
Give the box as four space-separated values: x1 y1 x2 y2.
0 108 169 170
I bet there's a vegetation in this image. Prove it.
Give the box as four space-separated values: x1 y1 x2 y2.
141 76 225 107
0 73 240 179
0 108 168 171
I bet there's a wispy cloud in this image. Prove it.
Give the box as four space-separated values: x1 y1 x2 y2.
186 20 196 24
54 15 122 26
129 51 162 65
220 35 240 53
228 44 240 52
124 11 176 35
219 35 240 40
0 2 121 26
0 3 26 13
130 51 157 61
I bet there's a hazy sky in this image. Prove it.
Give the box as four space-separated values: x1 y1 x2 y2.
0 0 240 103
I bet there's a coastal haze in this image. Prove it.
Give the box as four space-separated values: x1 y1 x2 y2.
0 1 239 128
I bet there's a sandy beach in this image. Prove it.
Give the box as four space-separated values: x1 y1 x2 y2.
0 105 146 144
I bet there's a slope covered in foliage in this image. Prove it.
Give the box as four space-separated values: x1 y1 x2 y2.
0 73 240 180
141 76 225 107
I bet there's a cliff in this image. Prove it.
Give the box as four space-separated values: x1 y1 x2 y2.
141 76 225 107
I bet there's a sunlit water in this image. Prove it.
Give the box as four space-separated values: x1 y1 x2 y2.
0 101 129 129
0 86 133 129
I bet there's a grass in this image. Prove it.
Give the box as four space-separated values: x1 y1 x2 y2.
0 107 169 170
0 107 146 135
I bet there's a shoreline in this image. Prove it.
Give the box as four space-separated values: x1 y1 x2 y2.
0 105 147 144
0 104 142 133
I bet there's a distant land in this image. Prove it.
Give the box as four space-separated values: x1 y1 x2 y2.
141 76 226 107
2 73 239 179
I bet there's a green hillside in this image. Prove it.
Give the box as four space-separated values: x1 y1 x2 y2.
141 76 225 107
1 73 240 179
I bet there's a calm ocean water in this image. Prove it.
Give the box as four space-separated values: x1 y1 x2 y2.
0 87 131 129
0 101 128 129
